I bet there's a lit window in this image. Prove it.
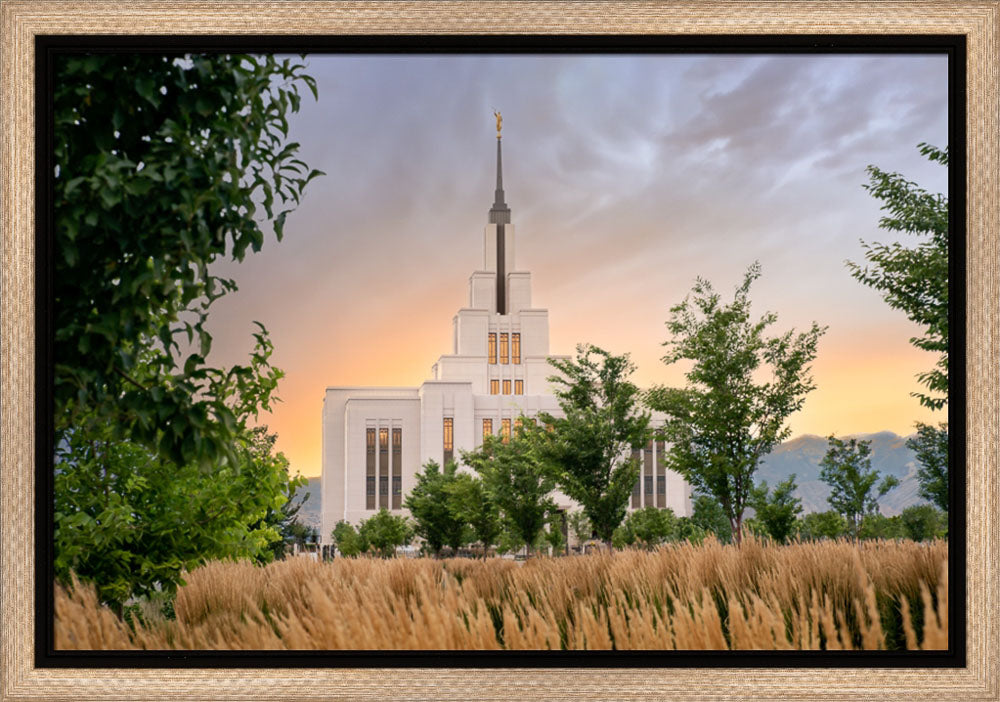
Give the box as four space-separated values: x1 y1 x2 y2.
443 418 454 451
366 428 376 509
392 428 402 509
488 332 497 364
443 417 454 465
490 379 499 395
379 428 389 509
501 418 511 443
514 379 523 395
482 418 493 441
514 417 523 434
500 333 509 364
502 379 511 395
512 333 521 364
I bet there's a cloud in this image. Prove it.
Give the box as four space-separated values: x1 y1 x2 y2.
202 53 949 476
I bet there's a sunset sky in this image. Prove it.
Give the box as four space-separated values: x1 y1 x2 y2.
206 54 949 478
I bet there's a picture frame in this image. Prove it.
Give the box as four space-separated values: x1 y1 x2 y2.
2 2 997 699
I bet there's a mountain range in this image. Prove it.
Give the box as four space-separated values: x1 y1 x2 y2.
757 431 925 515
293 431 929 534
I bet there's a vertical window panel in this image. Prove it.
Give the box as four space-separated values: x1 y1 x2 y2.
656 439 666 507
482 418 493 442
514 379 523 395
499 333 509 364
514 417 523 434
443 417 454 465
392 428 402 509
379 427 389 509
501 418 511 443
366 428 376 510
631 449 641 509
512 333 521 364
644 441 654 500
502 379 511 395
488 332 497 364
490 379 499 395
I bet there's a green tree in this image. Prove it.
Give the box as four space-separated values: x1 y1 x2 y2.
252 428 310 560
647 264 825 544
52 53 322 603
689 494 732 544
675 517 709 545
899 504 947 542
403 460 467 556
907 422 949 512
858 513 907 540
849 145 949 521
618 507 678 549
54 53 322 469
462 433 555 555
535 344 651 547
750 475 803 544
796 510 849 541
53 334 297 609
848 144 948 411
819 436 899 539
544 512 567 554
330 520 368 558
566 510 593 545
358 509 412 558
448 472 501 557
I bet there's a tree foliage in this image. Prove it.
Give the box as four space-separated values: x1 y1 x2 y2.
535 344 651 546
263 462 314 561
907 422 949 512
462 433 555 553
796 510 849 541
331 520 368 558
403 460 468 556
359 509 413 558
847 143 949 411
750 475 803 544
448 471 501 556
52 53 322 605
613 507 679 550
819 436 899 538
899 504 947 542
53 53 323 470
566 510 593 545
647 264 825 543
688 494 732 544
54 348 296 609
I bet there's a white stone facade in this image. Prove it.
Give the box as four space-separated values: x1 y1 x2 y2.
320 136 691 542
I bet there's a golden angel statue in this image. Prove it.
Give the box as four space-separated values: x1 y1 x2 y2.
494 110 502 137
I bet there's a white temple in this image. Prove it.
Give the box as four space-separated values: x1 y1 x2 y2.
320 119 691 541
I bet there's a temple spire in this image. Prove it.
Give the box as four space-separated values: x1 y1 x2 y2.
489 110 510 225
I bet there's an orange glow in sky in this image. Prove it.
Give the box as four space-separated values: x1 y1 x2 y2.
203 54 948 477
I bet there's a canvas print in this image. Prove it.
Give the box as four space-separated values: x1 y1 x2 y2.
50 51 951 652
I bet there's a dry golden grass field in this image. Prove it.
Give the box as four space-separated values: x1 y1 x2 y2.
55 537 948 650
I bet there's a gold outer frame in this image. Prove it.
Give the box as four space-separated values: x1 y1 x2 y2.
1 2 996 700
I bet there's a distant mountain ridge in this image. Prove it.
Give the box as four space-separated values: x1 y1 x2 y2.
758 431 926 515
293 476 322 532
